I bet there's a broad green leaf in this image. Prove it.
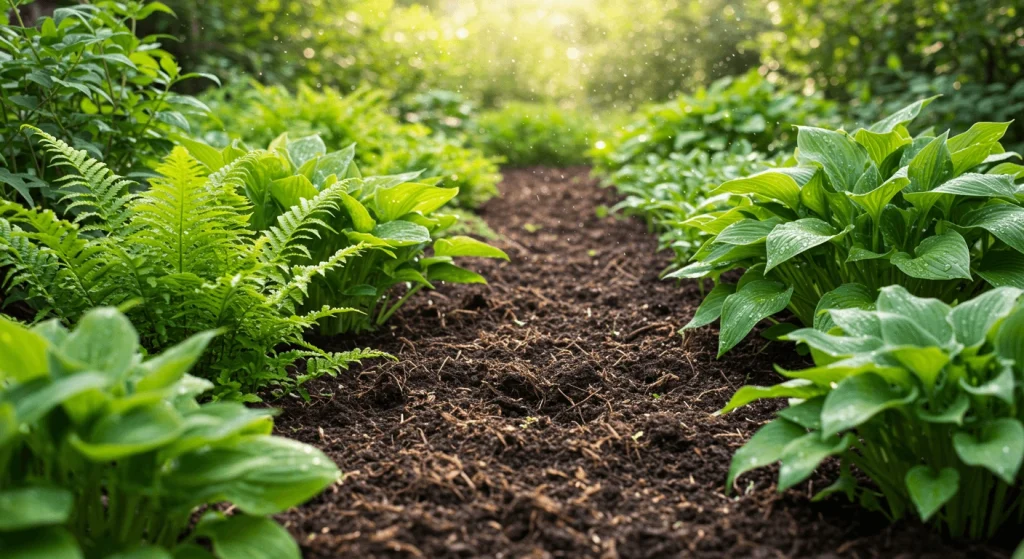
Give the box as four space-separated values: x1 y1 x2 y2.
931 173 1017 199
876 285 953 343
5 372 109 425
0 487 73 531
197 514 300 559
953 418 1024 484
718 379 824 414
714 218 779 245
765 218 848 272
718 280 793 356
867 96 939 133
891 230 972 281
161 403 275 458
136 330 218 392
0 526 82 559
814 284 876 333
269 175 319 209
907 133 953 193
0 316 50 382
977 250 1024 289
682 283 735 330
948 287 1022 347
338 191 375 233
71 404 183 461
726 418 806 491
996 306 1024 373
308 144 356 187
177 137 224 171
845 246 894 263
368 221 430 247
778 432 855 491
855 127 911 167
60 308 139 381
877 313 942 347
829 308 882 338
712 169 805 209
959 366 1015 405
784 329 882 357
890 347 949 392
374 183 459 222
427 263 486 284
285 135 327 169
957 204 1024 254
797 127 869 192
915 393 970 425
847 170 910 222
776 397 824 429
433 236 509 260
947 122 1011 153
821 373 917 437
905 466 959 521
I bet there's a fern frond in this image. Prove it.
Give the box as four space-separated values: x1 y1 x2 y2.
257 180 350 270
266 243 368 311
0 217 63 320
294 347 395 386
26 126 137 234
130 148 251 276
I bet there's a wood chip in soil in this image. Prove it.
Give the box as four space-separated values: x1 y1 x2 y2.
274 167 1009 559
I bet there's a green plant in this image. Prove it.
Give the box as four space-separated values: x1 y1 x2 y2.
0 307 339 558
677 98 1024 355
197 82 501 208
0 128 387 399
590 70 837 174
473 103 598 167
721 285 1024 540
179 132 509 335
398 89 476 139
0 1 214 211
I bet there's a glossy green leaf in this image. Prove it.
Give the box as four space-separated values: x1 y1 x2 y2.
136 330 219 392
682 283 735 330
891 230 971 281
855 127 911 167
427 263 487 284
285 135 327 169
905 466 959 522
373 183 459 222
907 133 953 193
959 366 1015 405
765 218 848 272
957 204 1024 254
931 173 1017 199
718 280 793 356
876 285 953 344
196 514 300 559
714 219 779 245
867 96 939 133
821 373 917 437
777 432 854 491
948 287 1022 347
796 126 869 192
719 379 824 414
369 221 431 247
813 283 876 332
0 487 73 531
953 419 1024 484
433 236 509 260
0 316 50 382
996 306 1024 373
71 404 184 461
726 418 806 491
712 169 805 209
977 250 1024 289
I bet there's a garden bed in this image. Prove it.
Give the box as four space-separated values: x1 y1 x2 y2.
275 168 1006 558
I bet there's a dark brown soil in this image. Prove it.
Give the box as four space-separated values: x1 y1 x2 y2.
275 168 1007 559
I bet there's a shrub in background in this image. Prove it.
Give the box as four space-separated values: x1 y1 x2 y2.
197 81 501 208
721 286 1024 540
1 129 388 399
0 307 339 558
0 1 213 211
397 89 477 139
473 103 599 167
676 98 1024 355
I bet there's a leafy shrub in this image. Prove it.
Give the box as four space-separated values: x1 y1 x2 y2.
0 307 338 558
721 285 1024 540
0 129 387 399
606 145 782 263
677 98 1024 356
197 81 501 208
398 89 476 139
473 103 598 167
0 1 213 211
590 70 837 173
179 132 509 335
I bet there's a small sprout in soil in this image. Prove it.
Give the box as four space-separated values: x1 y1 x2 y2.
631 431 644 442
588 249 599 258
523 222 543 233
594 205 609 218
520 416 540 430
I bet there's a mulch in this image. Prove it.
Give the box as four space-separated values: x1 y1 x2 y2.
274 167 1009 558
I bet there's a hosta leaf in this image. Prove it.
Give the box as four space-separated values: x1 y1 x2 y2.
433 236 509 260
796 127 869 192
948 287 1022 347
370 221 431 247
726 418 807 491
61 307 139 382
876 285 953 344
682 283 735 330
867 96 939 133
821 373 917 437
905 466 959 522
931 173 1017 199
947 122 1011 153
996 306 1024 373
784 329 882 357
718 280 793 356
307 144 356 187
6 373 110 425
891 230 971 281
953 419 1024 484
285 135 327 169
855 127 911 167
0 526 82 559
977 249 1024 288
0 487 73 530
765 218 849 272
813 283 876 332
270 175 319 209
428 263 487 284
0 316 50 382
714 218 780 245
829 308 882 338
907 133 953 193
71 404 183 461
778 432 855 491
959 366 1015 405
890 346 949 393
719 379 824 415
338 191 375 233
915 393 970 425
957 204 1024 254
196 514 300 559
847 169 910 221
712 169 805 209
136 330 219 392
373 183 459 222
777 397 824 429
845 246 894 263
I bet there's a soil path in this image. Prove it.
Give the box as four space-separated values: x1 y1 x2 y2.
276 168 1003 558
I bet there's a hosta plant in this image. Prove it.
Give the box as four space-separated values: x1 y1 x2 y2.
0 307 339 558
721 285 1024 540
0 128 388 399
678 98 1024 355
180 133 509 335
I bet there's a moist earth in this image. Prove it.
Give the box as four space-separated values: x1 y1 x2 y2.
274 167 1008 559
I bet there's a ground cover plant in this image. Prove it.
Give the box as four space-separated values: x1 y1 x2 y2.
473 103 599 167
0 0 214 213
0 129 388 399
676 98 1024 355
721 285 1024 539
196 81 501 209
179 132 509 335
0 307 338 558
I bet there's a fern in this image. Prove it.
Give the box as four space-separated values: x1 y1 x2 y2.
267 243 368 312
25 126 137 234
258 180 355 270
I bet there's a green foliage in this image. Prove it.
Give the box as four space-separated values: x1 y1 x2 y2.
0 129 389 399
0 1 213 211
677 99 1024 356
397 89 476 139
197 81 501 208
591 71 837 172
722 285 1024 540
0 307 339 558
474 103 599 167
182 132 508 335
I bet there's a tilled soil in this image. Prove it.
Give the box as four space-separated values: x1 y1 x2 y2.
275 167 1007 558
